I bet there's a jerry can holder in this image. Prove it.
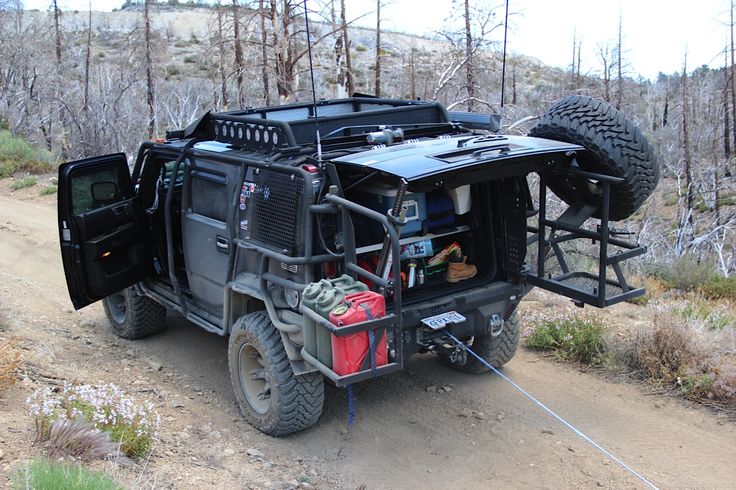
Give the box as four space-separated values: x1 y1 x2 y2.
298 187 405 387
525 165 646 308
300 307 401 387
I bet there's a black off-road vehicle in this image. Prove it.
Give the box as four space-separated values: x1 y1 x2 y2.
58 95 658 436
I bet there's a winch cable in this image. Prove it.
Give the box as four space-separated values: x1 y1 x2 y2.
444 331 659 490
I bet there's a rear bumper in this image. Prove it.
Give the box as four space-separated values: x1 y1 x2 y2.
400 280 525 356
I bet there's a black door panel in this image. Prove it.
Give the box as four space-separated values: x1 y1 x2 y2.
58 153 153 309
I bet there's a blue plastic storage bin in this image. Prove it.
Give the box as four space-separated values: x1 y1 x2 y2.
353 183 426 238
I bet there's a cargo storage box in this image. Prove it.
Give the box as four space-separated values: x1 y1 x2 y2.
352 183 426 239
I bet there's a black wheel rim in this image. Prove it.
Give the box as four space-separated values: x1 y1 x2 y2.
237 342 270 415
107 292 127 324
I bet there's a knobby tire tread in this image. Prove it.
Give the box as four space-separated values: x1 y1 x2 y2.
529 95 659 221
103 287 167 340
229 311 324 437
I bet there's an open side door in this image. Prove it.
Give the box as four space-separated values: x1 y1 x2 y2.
58 153 153 309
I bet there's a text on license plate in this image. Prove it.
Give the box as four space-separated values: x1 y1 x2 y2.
421 311 467 330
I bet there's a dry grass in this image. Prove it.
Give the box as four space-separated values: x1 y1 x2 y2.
46 419 121 462
627 274 669 306
622 315 736 406
0 337 22 391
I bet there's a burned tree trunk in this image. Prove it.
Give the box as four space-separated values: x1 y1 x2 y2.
374 0 381 97
340 0 354 96
259 0 271 105
217 4 229 110
233 0 245 108
464 0 476 110
145 0 156 138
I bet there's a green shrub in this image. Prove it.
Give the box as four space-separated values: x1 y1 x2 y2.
649 255 714 291
165 64 182 78
12 459 122 490
39 185 57 195
699 275 736 300
183 54 197 64
673 298 735 331
0 130 53 178
10 175 37 190
525 316 606 365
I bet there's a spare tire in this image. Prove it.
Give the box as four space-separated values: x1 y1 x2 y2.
529 95 659 221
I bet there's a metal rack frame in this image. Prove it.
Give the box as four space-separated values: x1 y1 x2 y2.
525 166 647 308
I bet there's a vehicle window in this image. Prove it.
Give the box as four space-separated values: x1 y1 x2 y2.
71 166 126 215
190 171 228 222
161 159 185 187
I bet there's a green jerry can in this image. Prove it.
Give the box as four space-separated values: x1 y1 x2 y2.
301 275 368 369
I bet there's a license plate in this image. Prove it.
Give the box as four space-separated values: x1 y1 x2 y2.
421 311 467 330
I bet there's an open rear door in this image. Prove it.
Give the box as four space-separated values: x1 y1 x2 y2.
58 153 153 309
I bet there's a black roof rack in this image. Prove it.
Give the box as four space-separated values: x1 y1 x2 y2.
168 97 452 152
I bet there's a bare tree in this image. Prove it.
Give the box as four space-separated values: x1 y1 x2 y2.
463 0 476 110
232 0 245 108
52 0 62 65
374 0 382 97
597 42 612 102
83 1 91 113
724 48 731 160
433 2 501 107
216 3 229 110
731 0 736 151
259 0 271 105
682 55 694 227
340 0 354 96
615 12 623 109
145 0 156 138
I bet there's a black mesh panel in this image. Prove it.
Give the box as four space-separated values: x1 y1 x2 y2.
240 170 304 256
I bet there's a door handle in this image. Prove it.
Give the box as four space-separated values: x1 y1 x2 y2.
215 235 230 253
111 204 127 217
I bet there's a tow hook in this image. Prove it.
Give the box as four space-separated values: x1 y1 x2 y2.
449 343 467 365
489 314 504 337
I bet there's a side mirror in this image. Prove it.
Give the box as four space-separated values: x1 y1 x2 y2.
91 181 119 203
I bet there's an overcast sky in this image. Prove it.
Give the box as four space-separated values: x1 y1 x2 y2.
22 0 732 80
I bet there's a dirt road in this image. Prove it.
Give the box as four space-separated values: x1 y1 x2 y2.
1 189 734 489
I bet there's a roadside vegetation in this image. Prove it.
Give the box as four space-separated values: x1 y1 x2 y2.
0 338 21 392
12 459 123 490
27 383 160 459
524 266 736 411
10 175 38 190
0 130 53 179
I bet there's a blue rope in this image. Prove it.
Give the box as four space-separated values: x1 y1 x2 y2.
346 384 355 425
444 331 659 490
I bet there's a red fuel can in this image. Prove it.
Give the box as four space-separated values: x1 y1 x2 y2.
329 291 388 376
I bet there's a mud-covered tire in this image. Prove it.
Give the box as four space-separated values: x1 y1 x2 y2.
442 311 520 374
529 95 659 221
102 287 167 340
228 311 324 437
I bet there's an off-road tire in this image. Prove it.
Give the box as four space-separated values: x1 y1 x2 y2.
529 95 659 221
442 310 520 374
228 311 324 437
102 287 167 340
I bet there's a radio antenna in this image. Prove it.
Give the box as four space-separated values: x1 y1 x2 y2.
303 0 322 160
499 0 510 133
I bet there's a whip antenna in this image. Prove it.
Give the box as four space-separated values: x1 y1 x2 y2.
303 0 322 160
499 0 510 133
